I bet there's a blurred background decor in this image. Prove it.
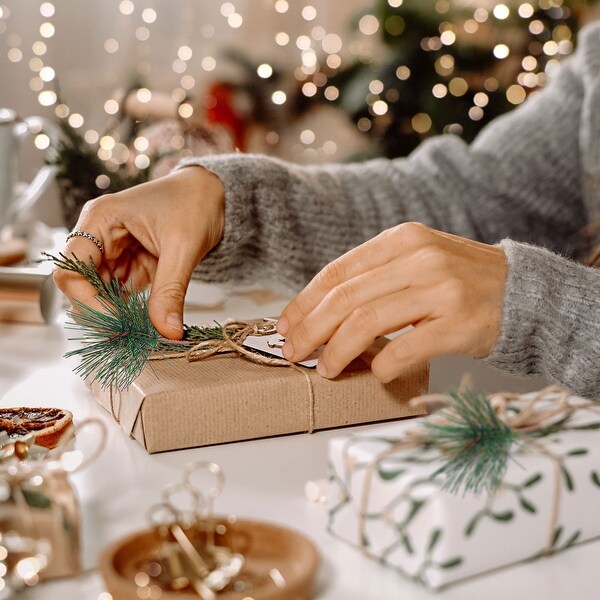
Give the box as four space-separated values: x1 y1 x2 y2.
0 0 598 229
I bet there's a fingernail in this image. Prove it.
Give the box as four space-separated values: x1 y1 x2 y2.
166 312 183 332
276 317 289 335
317 360 330 378
282 341 294 360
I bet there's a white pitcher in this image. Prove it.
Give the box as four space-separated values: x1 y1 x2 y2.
0 107 59 231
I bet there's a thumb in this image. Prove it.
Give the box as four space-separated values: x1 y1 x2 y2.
148 251 196 340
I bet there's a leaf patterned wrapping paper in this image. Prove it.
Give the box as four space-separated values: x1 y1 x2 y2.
326 397 600 590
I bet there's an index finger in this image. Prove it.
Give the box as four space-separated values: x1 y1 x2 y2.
52 231 106 313
278 223 423 334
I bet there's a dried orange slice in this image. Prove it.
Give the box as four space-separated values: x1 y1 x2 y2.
0 407 74 449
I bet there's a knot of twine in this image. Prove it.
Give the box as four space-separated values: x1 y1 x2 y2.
184 320 293 367
146 320 317 433
358 385 600 559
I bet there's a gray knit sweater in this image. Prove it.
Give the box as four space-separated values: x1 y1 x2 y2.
180 22 600 401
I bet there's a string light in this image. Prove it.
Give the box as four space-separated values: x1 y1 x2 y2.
494 43 510 59
39 65 54 81
257 64 273 78
271 90 287 105
529 19 545 34
39 22 54 38
300 129 315 144
324 86 339 101
323 140 337 155
326 54 341 69
412 113 432 133
275 31 289 46
37 89 56 106
322 33 342 54
274 1 289 14
440 30 456 45
180 75 195 90
474 8 489 23
468 106 484 121
8 48 22 63
68 113 84 128
358 15 379 36
104 99 119 115
473 92 489 107
372 100 388 116
493 4 510 19
178 103 193 118
369 80 384 95
357 117 372 132
55 103 69 118
432 83 448 98
227 13 243 29
506 84 527 104
32 40 46 55
201 56 216 71
302 6 317 21
84 130 99 144
0 0 582 170
142 8 156 24
518 3 535 18
119 1 134 16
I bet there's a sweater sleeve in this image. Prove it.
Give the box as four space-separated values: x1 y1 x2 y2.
178 47 587 290
486 240 600 400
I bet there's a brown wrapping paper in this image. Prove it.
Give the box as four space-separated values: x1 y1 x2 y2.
90 340 429 454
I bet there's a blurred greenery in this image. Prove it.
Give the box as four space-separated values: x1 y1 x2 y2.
318 0 598 158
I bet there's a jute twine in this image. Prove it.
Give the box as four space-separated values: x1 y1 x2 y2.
357 386 600 558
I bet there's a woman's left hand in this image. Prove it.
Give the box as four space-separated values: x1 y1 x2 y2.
276 222 508 382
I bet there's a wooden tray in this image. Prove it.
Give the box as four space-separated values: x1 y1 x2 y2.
99 517 320 600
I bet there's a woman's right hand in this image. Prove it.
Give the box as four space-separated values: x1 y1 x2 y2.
53 166 225 339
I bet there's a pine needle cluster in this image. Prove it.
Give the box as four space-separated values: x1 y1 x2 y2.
422 389 517 495
46 253 223 389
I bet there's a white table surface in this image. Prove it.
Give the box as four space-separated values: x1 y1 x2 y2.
2 283 599 600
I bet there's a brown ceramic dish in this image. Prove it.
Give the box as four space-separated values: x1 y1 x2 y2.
99 517 320 600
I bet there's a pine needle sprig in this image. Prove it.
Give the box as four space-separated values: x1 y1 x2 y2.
422 389 517 496
46 253 224 389
65 288 184 390
45 251 112 298
183 323 226 343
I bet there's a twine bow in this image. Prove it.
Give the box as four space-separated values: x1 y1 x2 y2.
178 320 293 367
358 385 600 558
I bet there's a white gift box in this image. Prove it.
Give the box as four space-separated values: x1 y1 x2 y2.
326 396 600 590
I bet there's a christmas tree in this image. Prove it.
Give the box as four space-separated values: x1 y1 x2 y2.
312 0 597 158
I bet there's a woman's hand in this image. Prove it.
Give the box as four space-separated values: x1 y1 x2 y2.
53 166 224 339
277 222 508 382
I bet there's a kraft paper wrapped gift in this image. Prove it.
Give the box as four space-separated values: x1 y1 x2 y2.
90 339 429 453
326 392 600 590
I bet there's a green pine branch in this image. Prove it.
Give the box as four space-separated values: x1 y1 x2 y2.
46 253 224 390
422 389 517 496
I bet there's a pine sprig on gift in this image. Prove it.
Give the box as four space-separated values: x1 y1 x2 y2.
46 253 224 389
183 323 225 343
422 389 517 496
